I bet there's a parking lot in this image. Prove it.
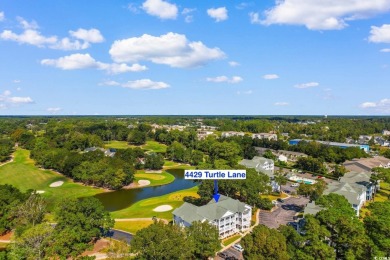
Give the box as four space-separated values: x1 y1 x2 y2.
259 196 309 229
215 247 244 260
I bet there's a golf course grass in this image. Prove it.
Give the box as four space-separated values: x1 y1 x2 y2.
134 171 175 187
104 140 136 150
111 186 199 220
0 149 104 207
104 140 167 153
114 220 154 234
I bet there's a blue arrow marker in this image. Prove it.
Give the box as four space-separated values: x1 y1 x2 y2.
213 179 220 202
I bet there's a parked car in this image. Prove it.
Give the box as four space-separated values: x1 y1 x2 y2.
232 243 244 252
217 252 228 259
226 257 238 260
277 198 285 203
291 183 299 187
272 200 278 205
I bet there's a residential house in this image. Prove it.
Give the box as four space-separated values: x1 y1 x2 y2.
84 147 116 157
343 156 390 172
339 171 376 200
289 139 370 152
382 130 390 136
255 147 307 162
221 131 245 138
172 195 252 239
197 130 214 140
239 156 278 191
251 133 277 141
374 136 390 147
358 135 372 144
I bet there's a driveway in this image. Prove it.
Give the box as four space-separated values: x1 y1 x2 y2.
215 247 244 260
259 196 309 229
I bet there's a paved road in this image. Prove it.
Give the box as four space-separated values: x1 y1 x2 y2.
215 247 244 260
259 196 309 229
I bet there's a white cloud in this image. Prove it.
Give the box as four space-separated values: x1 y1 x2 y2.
1 17 104 50
69 28 104 43
1 29 57 47
262 0 390 30
127 3 140 14
236 3 253 10
380 48 390 52
360 99 390 113
109 32 225 68
41 53 98 70
17 17 39 30
294 82 319 89
99 80 121 86
122 79 170 90
182 8 195 15
274 102 289 106
3 90 11 96
249 12 261 24
142 0 178 19
263 74 279 80
369 24 390 43
207 76 243 84
182 8 196 23
41 53 147 74
13 80 21 83
47 107 62 113
237 90 253 95
228 61 240 67
207 7 228 22
8 96 34 104
0 12 4 21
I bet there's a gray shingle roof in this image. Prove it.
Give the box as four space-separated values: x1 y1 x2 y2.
172 195 249 224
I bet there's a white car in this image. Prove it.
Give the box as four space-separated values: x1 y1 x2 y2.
291 183 300 187
232 243 244 252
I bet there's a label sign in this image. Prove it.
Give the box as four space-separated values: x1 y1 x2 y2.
184 170 246 180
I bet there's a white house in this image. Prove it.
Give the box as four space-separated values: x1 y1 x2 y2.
277 154 288 162
172 195 252 239
382 130 390 136
239 156 279 191
221 131 245 138
251 133 277 141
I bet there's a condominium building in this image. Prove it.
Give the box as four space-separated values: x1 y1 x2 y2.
172 195 252 239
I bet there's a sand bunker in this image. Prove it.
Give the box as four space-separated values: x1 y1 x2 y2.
153 205 173 212
138 180 151 187
49 181 64 187
36 190 45 194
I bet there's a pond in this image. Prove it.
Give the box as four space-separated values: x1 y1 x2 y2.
94 169 197 211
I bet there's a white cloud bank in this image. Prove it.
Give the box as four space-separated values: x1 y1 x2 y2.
0 11 5 21
109 32 225 68
207 7 228 22
369 24 390 43
0 90 34 109
41 53 147 74
294 82 319 89
274 102 289 106
0 17 104 50
142 0 178 19
260 0 390 30
263 74 279 80
100 79 170 90
47 107 62 113
206 76 243 84
360 98 390 113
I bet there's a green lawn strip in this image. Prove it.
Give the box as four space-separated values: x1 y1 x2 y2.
114 220 154 234
134 171 175 187
111 186 199 219
222 234 242 247
163 160 179 167
142 141 167 153
260 193 288 201
360 181 390 219
104 140 136 150
0 149 104 208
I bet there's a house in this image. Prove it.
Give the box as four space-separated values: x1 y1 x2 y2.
358 135 372 144
278 154 288 162
251 133 277 141
239 156 278 191
339 171 376 201
172 195 252 239
197 130 214 140
221 131 245 138
343 156 390 172
199 125 218 131
84 147 116 157
382 130 390 136
374 136 390 147
324 182 366 217
255 147 307 162
289 139 370 152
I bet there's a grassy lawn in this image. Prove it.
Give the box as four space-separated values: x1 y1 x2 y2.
222 234 242 247
114 220 154 234
111 186 199 220
104 141 136 150
360 181 390 219
0 149 104 208
142 141 167 153
163 160 180 167
260 193 288 201
134 170 175 187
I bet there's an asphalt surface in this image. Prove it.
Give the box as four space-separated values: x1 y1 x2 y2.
215 247 244 260
106 229 133 244
259 196 309 229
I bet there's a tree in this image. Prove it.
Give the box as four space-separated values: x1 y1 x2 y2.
241 224 290 260
186 221 220 259
333 164 347 178
14 193 47 231
0 184 28 235
263 150 277 161
274 170 287 194
127 129 146 145
49 197 114 258
144 153 164 170
8 223 53 260
131 220 193 260
364 201 390 256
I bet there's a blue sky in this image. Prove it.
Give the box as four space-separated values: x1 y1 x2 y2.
0 0 390 115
